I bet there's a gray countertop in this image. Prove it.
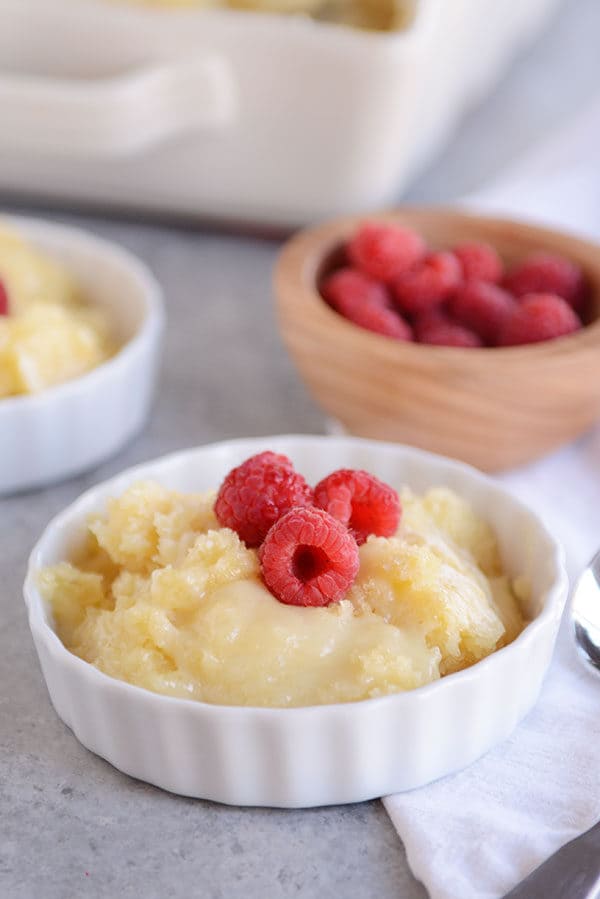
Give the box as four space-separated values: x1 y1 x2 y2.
2 2 599 896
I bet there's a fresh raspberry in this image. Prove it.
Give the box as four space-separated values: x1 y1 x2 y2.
321 267 413 340
412 310 447 339
393 251 462 315
416 315 483 348
448 281 515 344
453 242 503 284
341 302 413 340
348 221 426 283
322 267 389 312
0 280 8 316
498 293 582 346
504 252 587 313
314 469 401 546
259 507 359 607
215 452 313 548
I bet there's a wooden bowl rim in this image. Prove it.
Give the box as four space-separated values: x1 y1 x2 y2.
274 206 600 358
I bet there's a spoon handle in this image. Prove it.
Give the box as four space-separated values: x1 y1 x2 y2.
504 820 600 898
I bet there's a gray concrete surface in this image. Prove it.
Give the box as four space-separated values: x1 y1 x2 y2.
1 1 599 896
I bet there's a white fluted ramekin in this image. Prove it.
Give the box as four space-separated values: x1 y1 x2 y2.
24 436 567 808
0 215 164 494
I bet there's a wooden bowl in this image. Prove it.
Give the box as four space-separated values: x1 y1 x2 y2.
274 208 600 472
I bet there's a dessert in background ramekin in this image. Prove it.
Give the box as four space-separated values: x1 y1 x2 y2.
24 436 567 807
0 215 164 495
0 222 113 397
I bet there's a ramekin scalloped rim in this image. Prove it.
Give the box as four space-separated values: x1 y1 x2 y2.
24 435 568 807
0 214 165 494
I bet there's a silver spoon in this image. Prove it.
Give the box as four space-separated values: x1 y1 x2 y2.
572 548 600 673
503 819 600 898
501 555 600 898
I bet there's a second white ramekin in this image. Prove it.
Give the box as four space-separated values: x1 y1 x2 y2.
0 215 164 494
24 436 567 807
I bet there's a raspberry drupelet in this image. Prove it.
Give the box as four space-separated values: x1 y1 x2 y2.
259 507 360 607
215 451 313 548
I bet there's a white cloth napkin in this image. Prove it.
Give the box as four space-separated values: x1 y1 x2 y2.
383 96 600 899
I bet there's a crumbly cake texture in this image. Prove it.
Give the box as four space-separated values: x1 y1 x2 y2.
0 226 111 397
40 481 526 707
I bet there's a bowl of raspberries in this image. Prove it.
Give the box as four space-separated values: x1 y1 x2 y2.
274 209 600 471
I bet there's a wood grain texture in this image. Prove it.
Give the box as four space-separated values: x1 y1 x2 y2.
274 208 600 472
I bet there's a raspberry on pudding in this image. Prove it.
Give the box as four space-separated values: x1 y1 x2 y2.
259 506 359 607
215 451 313 547
314 468 401 545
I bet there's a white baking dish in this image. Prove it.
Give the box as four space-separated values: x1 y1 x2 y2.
0 0 562 226
0 215 164 494
24 436 567 808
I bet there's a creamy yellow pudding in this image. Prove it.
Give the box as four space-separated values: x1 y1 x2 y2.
40 481 526 707
112 0 413 31
0 226 111 397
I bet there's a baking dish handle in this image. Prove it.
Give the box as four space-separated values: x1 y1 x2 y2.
0 56 237 157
